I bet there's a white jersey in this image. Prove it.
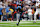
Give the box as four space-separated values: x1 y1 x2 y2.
36 3 39 6
36 0 39 2
7 0 12 2
24 0 31 4
34 8 40 21
35 8 40 15
0 2 2 8
36 2 40 6
28 9 32 15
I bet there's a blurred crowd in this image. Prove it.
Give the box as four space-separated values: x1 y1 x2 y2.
0 0 40 21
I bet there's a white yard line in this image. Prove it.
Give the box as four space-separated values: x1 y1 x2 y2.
0 20 40 23
20 22 32 23
0 24 40 26
0 22 9 23
0 21 17 22
20 22 40 23
22 20 40 21
0 22 40 23
20 25 40 26
0 20 40 22
10 22 40 24
0 24 15 26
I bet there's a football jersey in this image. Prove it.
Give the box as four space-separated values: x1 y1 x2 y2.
28 9 32 15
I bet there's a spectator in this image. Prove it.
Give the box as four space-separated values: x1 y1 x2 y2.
8 8 13 21
2 8 7 21
28 8 33 21
0 0 3 8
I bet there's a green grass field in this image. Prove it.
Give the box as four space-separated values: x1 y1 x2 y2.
0 21 40 27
